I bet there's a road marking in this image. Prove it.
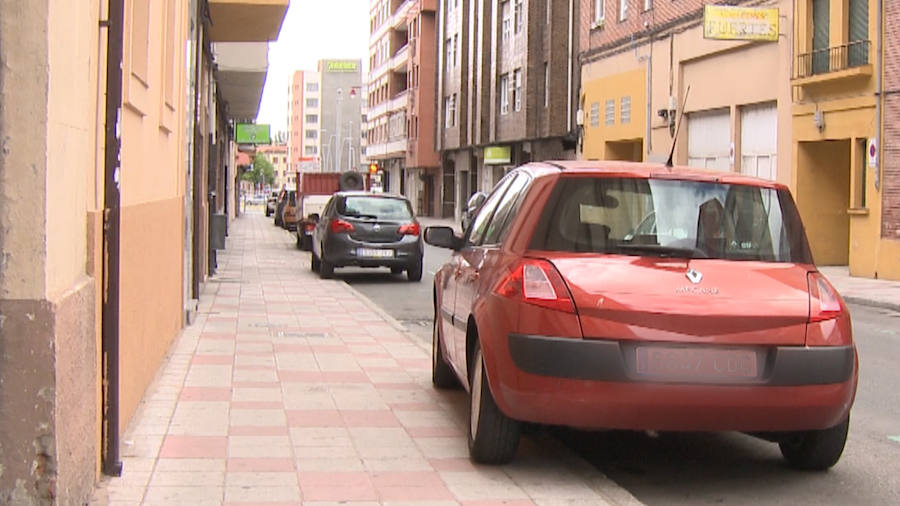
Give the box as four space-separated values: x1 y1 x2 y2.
888 435 900 444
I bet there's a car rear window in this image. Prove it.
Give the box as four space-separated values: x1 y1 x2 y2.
338 196 413 220
530 177 813 263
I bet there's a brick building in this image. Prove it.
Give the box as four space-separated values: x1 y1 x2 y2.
437 0 580 221
367 0 441 216
883 0 900 257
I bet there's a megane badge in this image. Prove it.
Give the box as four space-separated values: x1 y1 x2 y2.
685 268 703 284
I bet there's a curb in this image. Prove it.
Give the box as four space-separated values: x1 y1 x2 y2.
842 296 900 313
342 281 433 355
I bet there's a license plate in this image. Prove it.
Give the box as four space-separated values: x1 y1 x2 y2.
357 248 393 258
635 346 758 380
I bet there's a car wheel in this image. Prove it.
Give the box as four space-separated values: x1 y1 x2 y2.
301 235 312 251
778 417 849 470
407 258 423 282
310 251 321 272
390 266 404 275
468 340 520 464
265 208 271 217
319 255 335 279
432 309 458 389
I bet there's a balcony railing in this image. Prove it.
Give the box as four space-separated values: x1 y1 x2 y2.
795 40 870 79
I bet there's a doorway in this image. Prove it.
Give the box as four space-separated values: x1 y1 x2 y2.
605 139 643 162
796 140 851 265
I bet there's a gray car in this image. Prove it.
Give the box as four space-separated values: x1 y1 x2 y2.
310 192 424 281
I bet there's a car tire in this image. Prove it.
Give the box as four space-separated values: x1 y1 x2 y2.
432 309 458 389
407 258 423 282
468 340 520 464
390 266 404 275
301 235 312 251
310 251 321 272
319 256 335 279
778 417 849 470
265 208 271 217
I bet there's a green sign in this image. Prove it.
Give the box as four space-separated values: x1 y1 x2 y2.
484 146 511 165
235 123 271 145
325 60 359 72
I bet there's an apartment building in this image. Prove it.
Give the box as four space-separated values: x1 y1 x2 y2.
368 0 441 215
437 0 580 220
0 1 287 503
259 143 293 189
288 70 323 171
792 0 897 279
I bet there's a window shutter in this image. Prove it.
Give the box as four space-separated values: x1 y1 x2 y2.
812 0 830 74
848 0 868 66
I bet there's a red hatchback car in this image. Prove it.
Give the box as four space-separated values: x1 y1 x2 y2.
425 161 857 469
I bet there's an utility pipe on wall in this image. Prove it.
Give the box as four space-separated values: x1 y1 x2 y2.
875 0 883 190
101 0 124 477
567 0 574 129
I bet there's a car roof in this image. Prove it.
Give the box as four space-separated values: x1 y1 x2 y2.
334 191 411 201
520 160 787 190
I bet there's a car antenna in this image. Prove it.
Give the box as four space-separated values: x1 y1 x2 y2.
665 85 691 169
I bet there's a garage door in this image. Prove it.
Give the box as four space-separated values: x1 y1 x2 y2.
687 109 731 171
740 102 777 181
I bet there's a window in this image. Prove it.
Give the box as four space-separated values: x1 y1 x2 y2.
453 34 459 66
483 173 531 244
501 1 511 41
621 96 631 124
514 0 524 33
305 130 317 139
304 145 317 155
547 0 552 23
306 98 319 108
446 38 453 71
305 114 318 123
605 99 615 125
544 62 549 107
619 0 627 21
444 94 457 127
513 69 522 112
469 173 518 245
306 82 319 92
499 73 510 114
590 102 600 127
593 0 605 25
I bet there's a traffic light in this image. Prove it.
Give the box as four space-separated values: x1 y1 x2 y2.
368 162 378 174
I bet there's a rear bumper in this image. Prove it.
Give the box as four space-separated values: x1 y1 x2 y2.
490 334 856 432
323 235 422 268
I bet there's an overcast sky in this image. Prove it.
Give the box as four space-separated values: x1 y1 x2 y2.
256 0 370 134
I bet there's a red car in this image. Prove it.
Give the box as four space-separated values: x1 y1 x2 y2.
425 161 857 469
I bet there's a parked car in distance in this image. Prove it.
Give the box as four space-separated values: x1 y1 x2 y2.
425 160 857 470
265 191 278 217
310 192 423 281
279 190 299 231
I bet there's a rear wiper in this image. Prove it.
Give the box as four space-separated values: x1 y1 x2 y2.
344 213 378 220
615 243 707 259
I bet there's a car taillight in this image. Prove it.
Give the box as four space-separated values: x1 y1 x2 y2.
494 259 576 313
808 272 842 322
304 223 315 232
330 219 354 234
398 222 420 236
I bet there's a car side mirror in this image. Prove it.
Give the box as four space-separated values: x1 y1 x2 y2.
424 226 461 250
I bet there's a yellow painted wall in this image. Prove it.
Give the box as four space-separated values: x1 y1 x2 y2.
118 0 189 433
582 68 646 160
876 240 900 280
796 140 851 265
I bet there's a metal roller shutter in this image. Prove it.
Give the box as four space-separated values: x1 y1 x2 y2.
687 109 731 171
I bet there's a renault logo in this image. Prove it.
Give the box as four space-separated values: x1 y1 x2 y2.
685 268 703 284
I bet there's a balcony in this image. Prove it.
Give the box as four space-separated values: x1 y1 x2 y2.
793 41 873 86
208 0 289 43
391 45 410 72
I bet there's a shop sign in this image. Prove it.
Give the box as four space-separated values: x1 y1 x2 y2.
703 5 779 42
235 123 271 145
484 146 511 165
325 60 359 72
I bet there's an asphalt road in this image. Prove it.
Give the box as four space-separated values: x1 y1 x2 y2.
344 246 900 506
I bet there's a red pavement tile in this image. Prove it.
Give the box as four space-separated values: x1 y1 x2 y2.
297 472 378 502
310 344 349 353
462 501 536 506
273 343 311 353
407 427 466 438
230 426 290 436
286 410 343 427
370 471 454 501
429 457 478 472
232 401 284 410
192 355 235 365
238 351 276 357
200 333 237 340
159 435 227 458
233 382 281 388
234 365 276 371
180 387 233 402
227 458 295 472
341 410 400 428
279 371 369 383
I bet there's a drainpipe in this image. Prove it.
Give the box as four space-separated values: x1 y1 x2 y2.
567 0 574 129
875 0 882 190
101 0 124 477
633 34 652 156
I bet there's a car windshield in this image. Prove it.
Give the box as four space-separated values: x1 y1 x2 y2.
338 196 413 220
530 177 813 263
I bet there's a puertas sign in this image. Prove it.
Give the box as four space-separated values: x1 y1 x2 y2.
703 5 779 42
235 123 271 145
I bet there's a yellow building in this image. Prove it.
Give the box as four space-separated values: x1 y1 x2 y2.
792 0 898 279
580 1 794 188
0 1 287 503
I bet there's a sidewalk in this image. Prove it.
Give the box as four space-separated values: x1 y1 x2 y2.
90 212 641 506
818 266 900 312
